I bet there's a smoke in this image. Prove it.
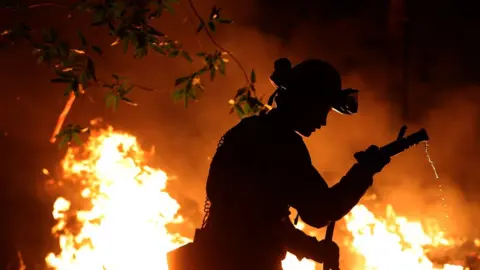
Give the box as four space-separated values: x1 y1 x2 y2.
1 0 480 266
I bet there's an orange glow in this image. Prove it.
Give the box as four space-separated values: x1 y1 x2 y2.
45 126 468 270
45 127 189 269
344 204 464 270
44 126 312 270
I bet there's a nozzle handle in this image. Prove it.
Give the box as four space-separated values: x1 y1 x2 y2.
380 128 429 158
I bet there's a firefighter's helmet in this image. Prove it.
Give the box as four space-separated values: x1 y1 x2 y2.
268 58 359 115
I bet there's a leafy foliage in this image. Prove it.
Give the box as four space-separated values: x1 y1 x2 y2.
229 69 265 118
0 0 266 147
104 74 138 111
55 124 89 148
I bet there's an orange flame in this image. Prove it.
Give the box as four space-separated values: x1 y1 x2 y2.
45 127 189 269
344 204 464 270
44 126 312 270
45 126 468 270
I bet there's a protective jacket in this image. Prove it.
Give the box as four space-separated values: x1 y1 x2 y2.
168 109 374 270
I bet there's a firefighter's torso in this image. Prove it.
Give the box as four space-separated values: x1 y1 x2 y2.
203 113 308 268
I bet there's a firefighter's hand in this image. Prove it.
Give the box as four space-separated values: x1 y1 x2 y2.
354 145 391 174
318 240 340 265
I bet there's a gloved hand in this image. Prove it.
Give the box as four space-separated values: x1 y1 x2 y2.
354 145 391 175
318 240 340 268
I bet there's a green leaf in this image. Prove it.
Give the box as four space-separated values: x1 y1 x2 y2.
168 50 180 57
86 58 97 81
58 135 70 149
181 51 193 62
219 60 226 75
207 21 216 32
184 93 189 108
151 44 165 55
172 88 185 101
134 46 148 58
112 74 119 81
234 104 244 118
196 21 204 33
235 87 248 98
250 69 256 83
72 133 83 145
112 95 119 111
105 93 119 111
91 45 102 56
77 30 87 48
185 80 193 107
218 19 233 24
55 127 67 138
243 102 252 115
197 67 208 75
210 68 216 81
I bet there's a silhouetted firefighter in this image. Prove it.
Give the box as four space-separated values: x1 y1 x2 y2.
168 58 392 270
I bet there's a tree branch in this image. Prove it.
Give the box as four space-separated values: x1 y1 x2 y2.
28 3 66 9
48 78 156 144
187 0 251 85
50 91 76 143
131 83 157 91
1 2 67 11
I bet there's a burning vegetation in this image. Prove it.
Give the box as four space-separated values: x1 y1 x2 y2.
45 126 189 270
43 125 479 270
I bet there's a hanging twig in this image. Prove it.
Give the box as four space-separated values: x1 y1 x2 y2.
187 0 251 85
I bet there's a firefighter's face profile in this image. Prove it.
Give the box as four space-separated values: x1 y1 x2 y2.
291 96 332 137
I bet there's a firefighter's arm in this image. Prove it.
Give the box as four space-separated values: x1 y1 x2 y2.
319 145 391 222
288 162 374 229
323 163 375 221
277 136 388 229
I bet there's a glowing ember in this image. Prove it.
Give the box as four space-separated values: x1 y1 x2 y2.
344 204 464 270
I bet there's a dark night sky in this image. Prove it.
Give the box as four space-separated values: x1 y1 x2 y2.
1 0 480 268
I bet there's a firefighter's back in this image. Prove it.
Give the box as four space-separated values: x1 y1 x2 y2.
203 113 302 269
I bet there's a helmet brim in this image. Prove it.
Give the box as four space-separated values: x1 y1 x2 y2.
331 88 359 115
